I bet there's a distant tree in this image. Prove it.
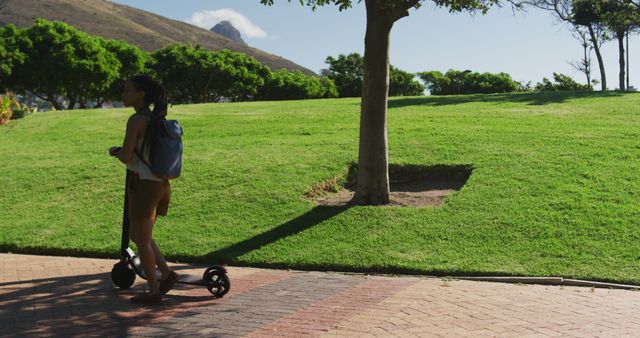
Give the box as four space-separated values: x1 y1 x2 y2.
7 20 119 109
0 25 30 92
417 69 520 95
215 49 271 102
149 45 270 103
324 53 365 97
319 75 340 98
534 72 592 91
597 0 640 91
258 69 338 100
148 44 217 103
567 25 595 86
527 0 609 90
324 53 424 97
97 38 148 106
389 65 425 96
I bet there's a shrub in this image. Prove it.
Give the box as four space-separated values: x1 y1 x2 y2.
417 70 520 95
10 106 34 119
534 73 592 91
324 53 425 97
0 92 19 124
258 70 338 101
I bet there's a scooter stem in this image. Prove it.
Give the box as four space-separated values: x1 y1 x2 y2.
120 170 132 258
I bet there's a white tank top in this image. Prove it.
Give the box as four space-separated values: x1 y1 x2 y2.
126 115 163 182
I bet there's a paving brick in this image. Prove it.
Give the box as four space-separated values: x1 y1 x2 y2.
3 253 640 337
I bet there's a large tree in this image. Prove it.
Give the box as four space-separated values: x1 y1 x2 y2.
261 0 499 205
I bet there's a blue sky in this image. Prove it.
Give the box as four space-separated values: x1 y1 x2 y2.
112 0 639 89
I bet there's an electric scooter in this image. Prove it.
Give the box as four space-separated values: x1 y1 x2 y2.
110 169 230 298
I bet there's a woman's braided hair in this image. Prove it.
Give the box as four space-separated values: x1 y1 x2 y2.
127 75 168 156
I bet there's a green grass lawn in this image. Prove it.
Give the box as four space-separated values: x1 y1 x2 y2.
1 91 639 283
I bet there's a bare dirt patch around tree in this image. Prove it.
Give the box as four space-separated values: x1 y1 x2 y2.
307 164 473 207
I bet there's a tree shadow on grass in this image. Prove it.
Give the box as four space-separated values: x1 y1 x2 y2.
0 206 350 266
388 91 627 108
202 205 350 266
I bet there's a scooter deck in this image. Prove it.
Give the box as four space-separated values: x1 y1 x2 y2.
176 274 207 286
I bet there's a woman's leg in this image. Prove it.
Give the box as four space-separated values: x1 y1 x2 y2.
131 216 160 295
152 183 173 279
151 239 172 278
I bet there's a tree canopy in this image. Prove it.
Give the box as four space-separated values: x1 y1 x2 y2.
260 0 499 14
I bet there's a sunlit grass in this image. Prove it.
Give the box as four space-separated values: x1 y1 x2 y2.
1 91 639 283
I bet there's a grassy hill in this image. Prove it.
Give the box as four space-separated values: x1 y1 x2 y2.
0 0 315 75
1 92 639 284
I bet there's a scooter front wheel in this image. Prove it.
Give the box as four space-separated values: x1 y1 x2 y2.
111 261 136 289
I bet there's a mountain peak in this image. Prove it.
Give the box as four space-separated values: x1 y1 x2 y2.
210 21 246 45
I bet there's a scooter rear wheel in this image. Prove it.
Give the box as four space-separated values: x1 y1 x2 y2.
205 270 230 298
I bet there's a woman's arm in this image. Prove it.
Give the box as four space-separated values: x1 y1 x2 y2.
116 115 145 164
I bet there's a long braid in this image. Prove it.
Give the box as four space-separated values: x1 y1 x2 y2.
128 75 169 160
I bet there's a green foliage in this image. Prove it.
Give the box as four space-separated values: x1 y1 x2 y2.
260 0 499 14
98 38 148 104
0 93 17 123
0 25 30 92
324 53 424 97
535 73 593 91
417 69 520 95
147 44 216 103
324 53 364 97
148 45 271 103
4 19 121 109
3 19 336 108
0 92 31 123
216 49 271 102
389 65 425 96
9 107 33 120
258 69 338 100
599 0 640 34
573 0 640 37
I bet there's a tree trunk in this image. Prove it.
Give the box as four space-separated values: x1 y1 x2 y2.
581 38 591 85
351 2 395 205
95 97 104 108
46 92 63 110
617 30 625 91
67 94 76 110
587 24 607 91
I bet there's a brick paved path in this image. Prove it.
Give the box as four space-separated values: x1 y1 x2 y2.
1 253 639 337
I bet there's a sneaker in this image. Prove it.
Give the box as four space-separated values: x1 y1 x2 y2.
159 270 178 295
130 292 162 304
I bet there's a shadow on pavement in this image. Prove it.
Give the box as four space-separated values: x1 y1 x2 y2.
0 268 222 337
